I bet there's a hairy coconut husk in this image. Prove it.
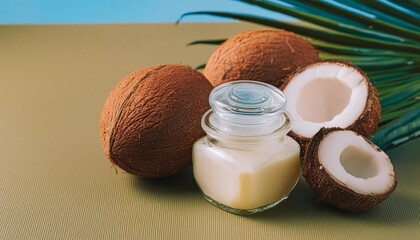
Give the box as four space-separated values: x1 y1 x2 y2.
203 29 319 87
100 64 213 178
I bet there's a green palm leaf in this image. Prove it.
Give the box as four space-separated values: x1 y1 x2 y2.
179 0 420 150
237 0 414 43
357 0 420 27
298 0 420 40
179 11 420 52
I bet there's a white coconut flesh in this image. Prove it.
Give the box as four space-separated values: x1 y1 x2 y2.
319 130 395 195
284 63 368 138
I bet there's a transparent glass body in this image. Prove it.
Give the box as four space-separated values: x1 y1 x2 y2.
192 81 300 215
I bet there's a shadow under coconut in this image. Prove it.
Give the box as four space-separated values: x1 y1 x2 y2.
326 191 420 226
249 177 419 226
132 166 200 197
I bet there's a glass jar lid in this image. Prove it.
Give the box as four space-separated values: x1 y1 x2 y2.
210 80 287 125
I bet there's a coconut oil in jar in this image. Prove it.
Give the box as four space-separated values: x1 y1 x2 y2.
192 80 300 215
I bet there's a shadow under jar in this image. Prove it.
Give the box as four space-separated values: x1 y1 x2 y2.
193 80 300 215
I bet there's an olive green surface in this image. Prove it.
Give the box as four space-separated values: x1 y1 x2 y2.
0 23 419 240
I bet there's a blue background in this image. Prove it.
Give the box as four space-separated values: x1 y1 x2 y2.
0 0 291 24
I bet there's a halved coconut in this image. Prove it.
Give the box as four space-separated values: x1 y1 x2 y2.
281 61 380 151
303 128 397 212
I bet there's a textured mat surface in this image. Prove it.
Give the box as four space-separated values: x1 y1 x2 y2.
0 23 419 240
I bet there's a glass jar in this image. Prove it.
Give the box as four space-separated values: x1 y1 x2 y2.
192 80 300 215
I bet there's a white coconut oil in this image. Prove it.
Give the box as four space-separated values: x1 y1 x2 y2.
192 80 300 215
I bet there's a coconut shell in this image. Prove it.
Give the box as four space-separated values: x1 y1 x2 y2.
302 127 397 212
280 61 381 154
100 64 213 178
203 29 319 87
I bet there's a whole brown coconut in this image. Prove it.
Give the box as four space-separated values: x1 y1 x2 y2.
281 61 381 154
303 128 397 212
100 64 213 178
203 29 319 87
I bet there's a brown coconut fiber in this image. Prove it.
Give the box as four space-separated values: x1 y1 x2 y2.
100 64 213 178
203 29 320 87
